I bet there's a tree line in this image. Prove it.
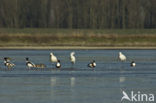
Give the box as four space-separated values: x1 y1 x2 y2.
0 0 155 29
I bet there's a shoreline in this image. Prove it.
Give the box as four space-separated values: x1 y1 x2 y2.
0 29 156 50
0 46 156 50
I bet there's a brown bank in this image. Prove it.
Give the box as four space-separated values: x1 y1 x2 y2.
0 28 156 49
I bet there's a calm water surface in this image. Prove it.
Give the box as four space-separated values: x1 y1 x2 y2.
0 49 156 103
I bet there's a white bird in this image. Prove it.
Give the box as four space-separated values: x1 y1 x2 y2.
70 52 76 65
56 60 61 68
4 57 15 69
119 52 126 61
25 57 36 69
131 61 136 67
50 52 58 63
88 60 96 68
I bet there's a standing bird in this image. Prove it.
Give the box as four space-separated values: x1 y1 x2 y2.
50 52 58 63
4 57 15 69
131 61 136 67
88 60 96 68
56 60 61 68
70 52 76 65
119 52 126 61
25 57 36 69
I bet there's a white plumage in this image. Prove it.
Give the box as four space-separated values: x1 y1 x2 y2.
4 57 15 69
50 52 58 63
119 52 126 61
27 63 35 68
93 62 96 67
70 52 76 64
88 60 96 68
26 58 36 69
131 61 136 67
56 60 61 68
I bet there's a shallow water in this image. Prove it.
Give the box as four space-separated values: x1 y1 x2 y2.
0 49 156 103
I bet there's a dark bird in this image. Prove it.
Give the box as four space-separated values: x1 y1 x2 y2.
4 57 15 69
88 60 96 68
55 60 61 68
25 57 36 69
131 61 136 67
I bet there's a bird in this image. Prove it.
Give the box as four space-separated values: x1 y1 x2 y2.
70 52 76 65
119 52 126 61
50 52 58 63
35 64 46 68
4 57 15 69
25 57 36 69
55 60 61 68
131 61 136 67
88 60 96 68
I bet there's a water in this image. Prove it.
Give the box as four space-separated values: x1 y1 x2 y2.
0 49 156 103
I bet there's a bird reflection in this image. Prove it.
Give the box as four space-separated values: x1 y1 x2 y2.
119 76 126 83
70 77 76 87
50 77 57 87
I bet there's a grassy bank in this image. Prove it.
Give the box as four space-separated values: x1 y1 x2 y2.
0 28 156 47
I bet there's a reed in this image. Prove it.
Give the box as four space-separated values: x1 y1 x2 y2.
0 28 156 47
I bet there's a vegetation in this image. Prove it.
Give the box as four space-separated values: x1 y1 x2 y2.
0 0 155 29
0 28 156 47
0 1 156 48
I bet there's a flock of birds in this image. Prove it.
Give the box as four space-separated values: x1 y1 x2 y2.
3 51 135 70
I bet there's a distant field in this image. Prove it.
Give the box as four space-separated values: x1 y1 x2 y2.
0 28 156 47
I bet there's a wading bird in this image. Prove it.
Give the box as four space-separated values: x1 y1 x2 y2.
50 52 58 63
25 57 36 69
88 60 96 68
119 52 126 61
4 57 15 69
130 61 136 67
56 60 61 68
70 52 76 65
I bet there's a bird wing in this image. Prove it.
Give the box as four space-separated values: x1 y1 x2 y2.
70 56 75 63
28 61 36 67
123 55 126 60
10 62 15 66
50 55 58 62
